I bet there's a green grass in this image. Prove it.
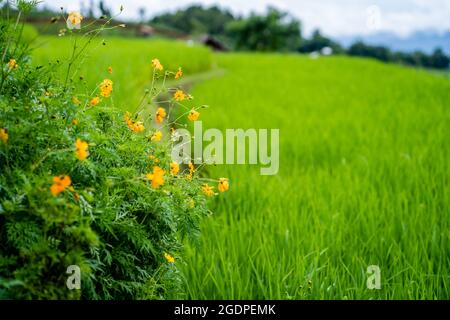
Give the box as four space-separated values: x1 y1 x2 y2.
179 53 450 299
32 37 213 110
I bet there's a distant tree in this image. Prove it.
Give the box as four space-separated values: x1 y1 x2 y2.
347 41 392 62
410 51 429 67
347 41 450 70
428 48 450 69
226 7 302 52
150 5 235 36
299 29 343 53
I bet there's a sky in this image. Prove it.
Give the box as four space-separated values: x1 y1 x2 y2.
38 0 450 38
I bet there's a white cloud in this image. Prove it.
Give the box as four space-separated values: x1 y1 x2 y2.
38 0 450 37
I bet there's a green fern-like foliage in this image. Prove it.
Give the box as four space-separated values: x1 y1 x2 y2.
0 3 209 300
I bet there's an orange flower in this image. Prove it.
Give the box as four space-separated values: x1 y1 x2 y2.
132 122 145 133
124 112 133 127
149 155 160 163
188 109 200 121
175 67 183 79
164 253 175 263
75 138 89 161
174 90 186 102
7 59 18 70
218 178 229 192
152 58 163 71
124 112 145 132
146 166 165 189
90 96 100 106
201 184 215 197
50 175 72 196
155 107 167 124
72 119 79 125
99 79 113 98
0 128 8 143
151 130 162 142
67 11 83 29
187 161 195 180
170 162 180 175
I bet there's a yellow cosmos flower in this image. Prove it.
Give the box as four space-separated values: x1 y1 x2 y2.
155 107 167 124
175 67 183 79
99 79 113 98
202 184 215 197
151 130 162 142
108 66 113 74
186 161 195 180
124 112 145 133
146 166 165 189
174 90 186 102
188 109 200 121
170 162 180 175
75 138 89 161
124 112 133 128
72 119 79 125
149 155 160 163
90 96 100 106
7 59 18 70
67 11 83 29
152 58 163 71
50 175 72 196
218 178 229 192
0 128 8 143
132 122 145 132
164 253 175 263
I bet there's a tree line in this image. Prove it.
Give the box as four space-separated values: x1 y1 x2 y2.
150 5 450 70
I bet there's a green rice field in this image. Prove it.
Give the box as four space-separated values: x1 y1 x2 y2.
33 38 450 300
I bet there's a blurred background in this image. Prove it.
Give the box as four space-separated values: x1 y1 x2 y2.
22 0 450 70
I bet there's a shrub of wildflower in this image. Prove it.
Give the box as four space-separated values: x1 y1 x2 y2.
0 2 228 299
